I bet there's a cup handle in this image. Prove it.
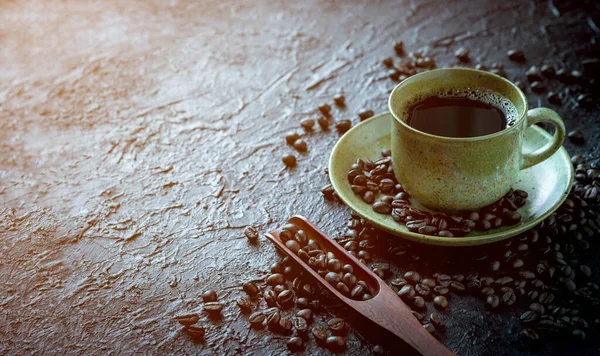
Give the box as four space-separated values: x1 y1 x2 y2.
521 107 566 170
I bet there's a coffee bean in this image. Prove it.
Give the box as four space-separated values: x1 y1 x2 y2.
373 202 392 214
423 323 436 334
512 259 524 268
299 118 315 131
236 297 253 313
342 273 357 287
277 290 294 308
547 92 561 105
404 271 421 283
326 336 346 351
487 294 500 308
398 285 415 299
362 191 375 204
366 181 379 193
481 287 495 296
358 250 371 260
202 290 218 302
294 309 312 324
325 272 341 285
539 292 555 304
502 290 516 305
285 239 301 253
285 132 301 145
525 66 542 82
244 226 259 242
394 41 404 54
495 276 513 285
561 278 577 291
480 276 494 286
491 261 501 272
264 289 277 306
204 302 224 315
541 64 555 76
335 120 352 134
530 303 545 315
349 284 365 299
176 314 200 326
573 329 586 341
334 93 346 106
317 116 329 130
519 271 536 279
507 49 525 61
358 109 374 121
293 316 308 335
531 279 544 288
434 295 448 309
426 313 442 330
267 309 281 330
413 296 426 308
450 281 465 292
416 283 431 297
280 317 293 333
267 273 285 286
328 318 349 336
418 225 438 235
454 47 470 62
184 326 206 340
520 311 539 324
434 286 449 295
580 265 592 277
505 211 522 225
421 278 436 288
522 328 539 341
568 130 584 145
279 230 293 242
293 139 307 152
312 326 328 344
287 336 303 350
318 103 331 117
437 274 451 286
336 281 350 295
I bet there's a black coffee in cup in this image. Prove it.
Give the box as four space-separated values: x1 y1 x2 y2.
407 93 516 138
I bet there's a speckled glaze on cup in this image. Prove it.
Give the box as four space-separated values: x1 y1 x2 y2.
389 68 565 212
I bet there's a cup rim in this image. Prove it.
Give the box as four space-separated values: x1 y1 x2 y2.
388 68 529 142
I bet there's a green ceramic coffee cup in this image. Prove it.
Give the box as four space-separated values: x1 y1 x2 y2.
389 68 565 212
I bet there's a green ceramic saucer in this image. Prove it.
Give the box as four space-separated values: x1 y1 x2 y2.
329 112 574 246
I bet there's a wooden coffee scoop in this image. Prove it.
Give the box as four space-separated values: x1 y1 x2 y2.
265 215 455 356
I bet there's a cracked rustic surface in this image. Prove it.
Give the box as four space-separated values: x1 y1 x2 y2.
1 0 599 355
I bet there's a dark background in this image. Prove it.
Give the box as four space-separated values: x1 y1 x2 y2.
0 0 599 355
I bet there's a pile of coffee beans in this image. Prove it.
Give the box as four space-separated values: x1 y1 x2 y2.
278 222 374 301
346 150 526 237
240 254 358 353
330 152 600 344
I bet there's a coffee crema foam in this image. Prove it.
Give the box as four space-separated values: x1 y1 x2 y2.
401 88 519 127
